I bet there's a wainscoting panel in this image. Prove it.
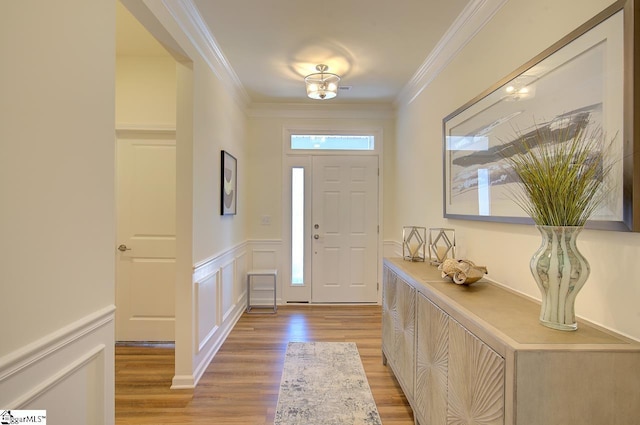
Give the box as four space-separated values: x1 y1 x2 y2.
187 242 250 388
0 306 115 424
220 259 235 322
196 269 219 353
182 241 284 388
235 250 248 305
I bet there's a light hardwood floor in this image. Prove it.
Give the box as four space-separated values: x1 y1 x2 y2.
115 305 414 425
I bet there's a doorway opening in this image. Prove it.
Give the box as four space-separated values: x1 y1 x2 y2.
115 1 178 343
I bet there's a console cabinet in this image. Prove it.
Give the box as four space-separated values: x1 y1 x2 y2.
382 265 416 400
382 257 640 425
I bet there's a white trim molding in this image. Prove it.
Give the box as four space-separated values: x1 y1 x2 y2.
383 240 403 259
396 0 509 106
159 0 251 108
173 242 249 389
172 240 284 389
0 306 115 423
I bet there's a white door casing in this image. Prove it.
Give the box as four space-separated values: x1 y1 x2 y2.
311 155 379 303
116 130 176 341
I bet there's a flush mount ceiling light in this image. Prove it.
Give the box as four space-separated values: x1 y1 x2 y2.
305 64 341 100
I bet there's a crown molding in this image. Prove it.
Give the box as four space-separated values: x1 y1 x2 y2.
396 0 509 107
159 0 251 109
247 102 395 120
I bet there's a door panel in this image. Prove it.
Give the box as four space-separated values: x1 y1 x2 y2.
311 155 378 302
116 132 176 341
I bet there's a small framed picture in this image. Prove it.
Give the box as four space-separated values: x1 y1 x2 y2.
221 150 237 215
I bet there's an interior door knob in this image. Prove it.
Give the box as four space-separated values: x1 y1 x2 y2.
118 244 131 252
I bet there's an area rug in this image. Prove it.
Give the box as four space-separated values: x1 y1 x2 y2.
274 342 382 425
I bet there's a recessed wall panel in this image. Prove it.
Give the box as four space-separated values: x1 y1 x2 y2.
197 272 218 347
221 261 235 320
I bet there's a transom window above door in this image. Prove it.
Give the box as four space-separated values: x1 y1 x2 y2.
291 134 374 150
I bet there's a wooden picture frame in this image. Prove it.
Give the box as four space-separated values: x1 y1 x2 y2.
221 150 237 215
442 0 639 231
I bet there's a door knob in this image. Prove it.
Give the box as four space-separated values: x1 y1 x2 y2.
118 244 131 252
314 234 320 239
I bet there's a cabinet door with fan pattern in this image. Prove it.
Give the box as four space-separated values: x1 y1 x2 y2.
447 318 505 425
393 275 415 399
415 293 449 425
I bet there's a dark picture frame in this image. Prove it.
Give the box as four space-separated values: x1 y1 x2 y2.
442 0 639 231
221 150 237 215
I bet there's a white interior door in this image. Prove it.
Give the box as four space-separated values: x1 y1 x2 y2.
311 155 379 302
116 131 176 341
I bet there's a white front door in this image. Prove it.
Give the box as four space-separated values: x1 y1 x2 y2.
311 155 379 302
115 130 176 341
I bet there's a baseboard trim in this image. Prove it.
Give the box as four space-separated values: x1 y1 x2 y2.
193 300 245 387
170 374 196 389
172 295 246 389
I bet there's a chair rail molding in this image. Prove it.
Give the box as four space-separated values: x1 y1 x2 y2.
0 306 115 422
0 305 115 382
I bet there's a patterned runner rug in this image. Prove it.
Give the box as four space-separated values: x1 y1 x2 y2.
274 342 382 425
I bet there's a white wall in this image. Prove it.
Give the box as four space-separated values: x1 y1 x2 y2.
0 0 115 422
191 71 248 262
116 56 177 127
393 0 640 340
184 64 249 387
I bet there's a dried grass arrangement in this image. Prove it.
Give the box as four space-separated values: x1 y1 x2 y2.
502 118 615 227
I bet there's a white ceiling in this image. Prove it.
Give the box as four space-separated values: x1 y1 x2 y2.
117 0 471 105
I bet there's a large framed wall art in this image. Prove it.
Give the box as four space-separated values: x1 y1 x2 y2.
443 0 639 231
